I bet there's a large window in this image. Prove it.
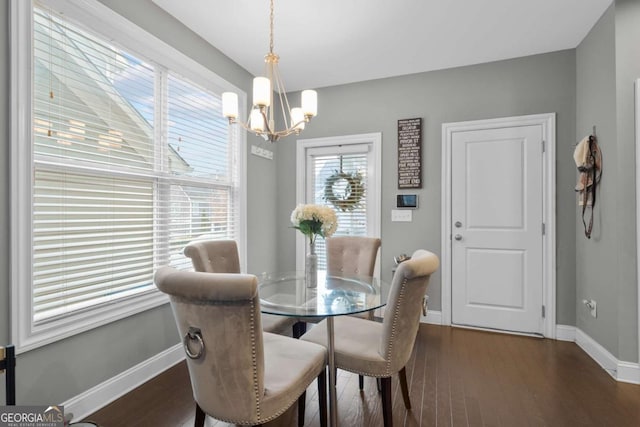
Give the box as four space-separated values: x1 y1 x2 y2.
11 0 246 351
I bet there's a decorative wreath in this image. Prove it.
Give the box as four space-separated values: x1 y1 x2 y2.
323 170 365 212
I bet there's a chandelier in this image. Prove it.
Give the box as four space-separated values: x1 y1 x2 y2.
221 0 318 142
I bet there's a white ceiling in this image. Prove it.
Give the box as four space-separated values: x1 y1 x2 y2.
152 0 613 92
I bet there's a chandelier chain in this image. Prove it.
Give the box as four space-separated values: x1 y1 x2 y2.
269 0 274 54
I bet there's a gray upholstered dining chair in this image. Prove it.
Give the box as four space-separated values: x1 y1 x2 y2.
184 240 301 337
298 235 382 388
326 236 381 320
300 249 439 427
154 267 328 427
325 236 381 279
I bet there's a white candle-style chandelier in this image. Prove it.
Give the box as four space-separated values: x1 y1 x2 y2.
222 0 318 142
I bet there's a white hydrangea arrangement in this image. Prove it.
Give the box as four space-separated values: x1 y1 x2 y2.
290 204 338 245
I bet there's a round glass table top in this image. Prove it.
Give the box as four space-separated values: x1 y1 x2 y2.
257 271 390 318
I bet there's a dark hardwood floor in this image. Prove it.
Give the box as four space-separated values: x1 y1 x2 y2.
83 324 640 426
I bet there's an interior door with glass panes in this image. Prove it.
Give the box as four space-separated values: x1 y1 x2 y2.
303 143 377 272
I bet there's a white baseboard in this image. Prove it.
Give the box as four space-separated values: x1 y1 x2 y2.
575 328 618 378
555 324 576 342
63 343 185 422
617 361 640 384
555 325 640 385
420 310 442 325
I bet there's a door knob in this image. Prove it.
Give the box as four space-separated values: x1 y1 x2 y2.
455 221 462 228
454 234 463 241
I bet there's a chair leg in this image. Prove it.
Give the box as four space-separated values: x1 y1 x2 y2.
398 366 411 409
194 403 206 427
359 375 364 390
317 368 327 427
293 321 307 338
298 391 306 427
380 377 393 427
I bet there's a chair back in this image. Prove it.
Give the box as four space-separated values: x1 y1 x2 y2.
184 240 240 273
154 267 264 422
326 236 381 277
379 250 439 372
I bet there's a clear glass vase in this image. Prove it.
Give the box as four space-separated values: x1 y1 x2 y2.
305 240 318 288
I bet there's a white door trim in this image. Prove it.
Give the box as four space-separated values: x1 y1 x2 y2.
441 113 556 338
635 78 640 364
295 133 382 272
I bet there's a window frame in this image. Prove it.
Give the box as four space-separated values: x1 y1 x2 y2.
10 0 247 353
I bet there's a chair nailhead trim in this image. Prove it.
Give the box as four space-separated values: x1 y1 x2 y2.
249 299 261 420
385 278 407 375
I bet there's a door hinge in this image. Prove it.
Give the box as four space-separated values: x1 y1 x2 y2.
542 140 546 153
542 223 546 235
542 305 546 318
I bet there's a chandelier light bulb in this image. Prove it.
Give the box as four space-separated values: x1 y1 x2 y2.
222 92 238 119
250 109 265 132
301 90 318 117
291 107 305 131
253 77 271 107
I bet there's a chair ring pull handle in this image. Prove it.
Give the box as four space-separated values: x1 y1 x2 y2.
183 326 204 360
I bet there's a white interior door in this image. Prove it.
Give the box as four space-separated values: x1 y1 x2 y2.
305 145 373 269
451 125 544 334
296 133 381 274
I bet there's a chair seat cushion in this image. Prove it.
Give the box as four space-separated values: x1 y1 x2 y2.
300 316 391 377
261 313 297 334
260 333 327 422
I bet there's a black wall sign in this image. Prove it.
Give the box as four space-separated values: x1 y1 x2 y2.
397 118 422 189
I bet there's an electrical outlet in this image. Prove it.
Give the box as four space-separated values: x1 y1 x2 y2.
583 299 597 318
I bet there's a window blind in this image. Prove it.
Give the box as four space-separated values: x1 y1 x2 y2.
33 170 155 322
31 6 240 324
311 153 368 269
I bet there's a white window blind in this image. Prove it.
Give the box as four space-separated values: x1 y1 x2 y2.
311 153 369 269
165 73 240 271
30 5 240 325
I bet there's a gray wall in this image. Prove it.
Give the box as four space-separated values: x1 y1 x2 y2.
276 50 578 326
576 0 640 362
614 0 640 362
0 0 278 405
575 5 619 357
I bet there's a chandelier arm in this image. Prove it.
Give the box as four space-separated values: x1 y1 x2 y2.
275 71 292 129
277 94 289 132
231 119 258 135
267 62 275 127
259 108 275 136
290 118 308 129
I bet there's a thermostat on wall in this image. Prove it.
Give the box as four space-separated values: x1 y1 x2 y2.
396 194 418 209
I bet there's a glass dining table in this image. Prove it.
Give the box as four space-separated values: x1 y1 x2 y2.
257 270 391 427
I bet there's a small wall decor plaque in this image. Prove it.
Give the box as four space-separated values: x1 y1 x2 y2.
397 118 422 189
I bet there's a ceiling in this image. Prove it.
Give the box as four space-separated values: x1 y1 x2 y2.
152 0 613 92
